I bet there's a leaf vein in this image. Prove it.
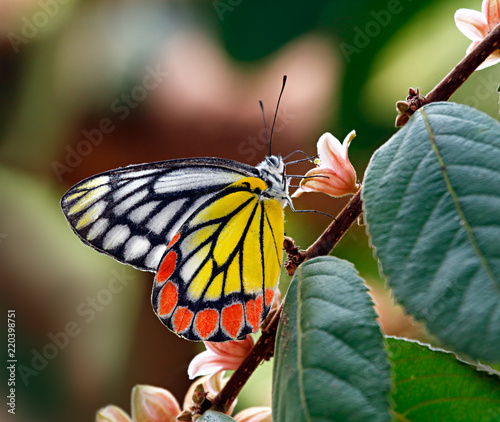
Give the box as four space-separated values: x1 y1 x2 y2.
396 372 479 385
421 109 500 295
402 396 500 416
301 327 382 369
301 366 381 413
446 163 500 176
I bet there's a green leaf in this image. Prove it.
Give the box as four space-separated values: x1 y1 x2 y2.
198 410 236 421
387 337 500 421
363 102 500 362
272 257 391 422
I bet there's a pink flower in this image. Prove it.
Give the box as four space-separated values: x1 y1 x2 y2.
455 0 500 69
292 131 359 198
96 385 181 422
188 335 255 379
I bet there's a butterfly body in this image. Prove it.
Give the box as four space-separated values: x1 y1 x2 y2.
61 155 288 341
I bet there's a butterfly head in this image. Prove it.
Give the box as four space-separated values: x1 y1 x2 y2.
256 155 289 205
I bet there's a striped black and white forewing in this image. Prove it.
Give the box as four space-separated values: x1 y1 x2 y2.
61 158 258 272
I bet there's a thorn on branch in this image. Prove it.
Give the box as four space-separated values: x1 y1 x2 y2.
395 87 427 127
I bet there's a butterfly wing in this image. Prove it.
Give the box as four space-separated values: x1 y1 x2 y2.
60 158 259 272
152 176 284 341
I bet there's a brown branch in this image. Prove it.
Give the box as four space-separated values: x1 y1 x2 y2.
396 22 500 126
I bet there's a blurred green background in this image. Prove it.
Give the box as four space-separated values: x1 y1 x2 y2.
1 0 498 420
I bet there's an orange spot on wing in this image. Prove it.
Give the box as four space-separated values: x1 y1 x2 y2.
157 250 177 283
194 309 219 339
158 281 178 316
245 295 263 332
221 303 244 339
168 233 180 248
265 289 274 307
172 307 193 333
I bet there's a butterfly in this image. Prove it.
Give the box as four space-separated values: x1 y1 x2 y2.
61 151 291 342
61 76 295 342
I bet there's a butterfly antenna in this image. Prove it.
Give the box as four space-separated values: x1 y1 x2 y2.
269 75 287 156
286 155 319 165
284 150 319 164
259 100 269 148
286 174 329 180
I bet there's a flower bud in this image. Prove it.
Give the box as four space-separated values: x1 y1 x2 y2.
131 385 181 422
96 406 131 422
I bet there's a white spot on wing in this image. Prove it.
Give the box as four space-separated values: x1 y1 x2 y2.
114 178 151 201
114 189 148 216
87 218 109 241
145 244 168 269
180 245 209 282
103 224 130 250
154 168 242 194
122 169 162 178
68 185 110 215
164 194 215 241
123 236 151 261
63 190 85 204
146 199 187 235
76 200 107 229
128 200 161 223
78 175 110 190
